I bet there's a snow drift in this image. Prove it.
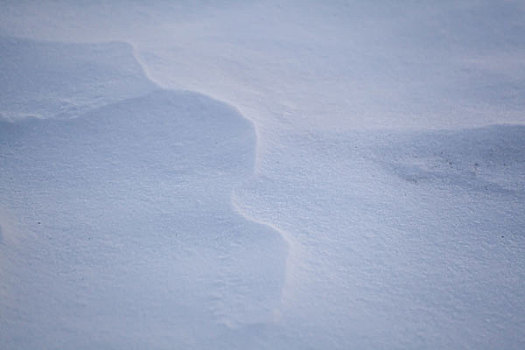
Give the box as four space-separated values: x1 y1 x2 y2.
1 1 524 349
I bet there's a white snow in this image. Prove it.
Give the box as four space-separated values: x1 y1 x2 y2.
0 1 524 349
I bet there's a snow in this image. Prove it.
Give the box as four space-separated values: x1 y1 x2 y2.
1 1 524 349
1 85 286 348
0 37 156 121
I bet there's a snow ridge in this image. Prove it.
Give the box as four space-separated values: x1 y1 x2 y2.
128 38 298 318
128 39 296 323
0 37 289 347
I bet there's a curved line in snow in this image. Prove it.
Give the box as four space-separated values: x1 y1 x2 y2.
129 41 296 315
230 192 299 312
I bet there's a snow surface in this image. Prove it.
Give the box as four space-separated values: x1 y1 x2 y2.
1 1 524 349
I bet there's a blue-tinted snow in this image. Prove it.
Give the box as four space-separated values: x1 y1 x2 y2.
0 37 156 121
0 42 286 347
1 1 524 349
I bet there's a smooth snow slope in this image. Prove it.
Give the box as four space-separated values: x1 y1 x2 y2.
234 126 525 348
2 0 524 131
1 1 525 349
0 37 156 121
0 38 287 349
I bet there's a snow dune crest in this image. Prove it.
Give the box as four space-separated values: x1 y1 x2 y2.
0 37 289 347
231 192 301 311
